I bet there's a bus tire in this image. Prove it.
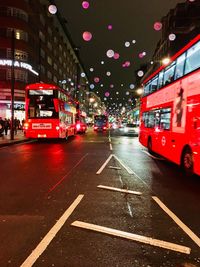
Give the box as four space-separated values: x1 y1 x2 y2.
147 137 153 154
181 146 194 177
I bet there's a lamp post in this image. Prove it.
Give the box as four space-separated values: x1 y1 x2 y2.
10 29 15 140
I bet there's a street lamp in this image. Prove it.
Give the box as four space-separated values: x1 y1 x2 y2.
10 29 15 140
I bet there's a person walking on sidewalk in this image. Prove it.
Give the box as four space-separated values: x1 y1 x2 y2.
0 117 5 137
14 117 19 135
4 118 9 135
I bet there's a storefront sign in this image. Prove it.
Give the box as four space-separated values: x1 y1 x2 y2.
0 59 39 76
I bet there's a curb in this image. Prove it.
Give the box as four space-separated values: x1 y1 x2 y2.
0 138 32 148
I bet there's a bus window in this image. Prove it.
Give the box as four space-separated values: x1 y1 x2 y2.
160 108 171 130
147 112 155 128
157 70 164 89
185 41 200 75
174 53 186 80
163 62 175 85
150 76 158 93
144 82 150 96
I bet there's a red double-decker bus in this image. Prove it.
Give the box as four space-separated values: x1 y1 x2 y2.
139 34 200 176
24 83 78 139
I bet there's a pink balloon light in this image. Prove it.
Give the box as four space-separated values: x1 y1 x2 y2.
82 1 89 9
154 22 162 31
94 77 100 83
113 53 120 59
82 31 92 41
105 92 110 97
107 24 113 30
139 53 144 58
125 61 130 67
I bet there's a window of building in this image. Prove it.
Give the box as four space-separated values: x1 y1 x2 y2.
7 48 28 61
7 28 28 42
53 63 58 71
40 65 45 74
47 56 52 65
53 76 58 83
39 31 45 43
47 42 52 51
48 27 52 36
47 71 52 79
7 7 28 22
40 14 45 26
7 69 28 82
40 48 45 59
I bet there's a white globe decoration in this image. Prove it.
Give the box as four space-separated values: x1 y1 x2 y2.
81 72 86 77
106 71 111 76
90 84 95 89
169 33 176 41
106 49 114 58
137 70 144 77
125 41 130 47
48 5 57 14
130 84 135 89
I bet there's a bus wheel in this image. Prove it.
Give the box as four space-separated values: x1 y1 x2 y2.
147 137 153 154
181 147 194 177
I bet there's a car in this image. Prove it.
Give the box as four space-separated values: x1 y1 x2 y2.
123 123 139 136
75 121 87 134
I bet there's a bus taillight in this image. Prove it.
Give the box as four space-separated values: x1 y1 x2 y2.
56 125 60 130
76 123 81 130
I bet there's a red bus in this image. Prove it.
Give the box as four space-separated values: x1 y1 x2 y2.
139 34 200 176
24 83 78 139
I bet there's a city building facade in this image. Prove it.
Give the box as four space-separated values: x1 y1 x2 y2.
0 0 90 121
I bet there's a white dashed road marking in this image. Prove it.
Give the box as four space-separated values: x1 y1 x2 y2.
71 220 191 254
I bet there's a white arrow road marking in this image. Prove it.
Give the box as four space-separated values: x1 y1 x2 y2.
96 154 114 174
20 195 84 267
97 185 142 195
153 196 200 248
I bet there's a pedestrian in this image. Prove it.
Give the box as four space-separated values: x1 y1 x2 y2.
14 117 18 135
4 118 9 135
0 117 4 137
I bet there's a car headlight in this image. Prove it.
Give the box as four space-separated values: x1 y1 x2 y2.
124 128 128 132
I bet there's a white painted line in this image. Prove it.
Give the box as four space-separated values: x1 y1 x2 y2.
108 166 121 170
142 150 164 160
96 154 113 175
113 155 134 174
109 143 113 151
152 196 200 248
71 220 191 254
97 185 142 195
20 195 84 267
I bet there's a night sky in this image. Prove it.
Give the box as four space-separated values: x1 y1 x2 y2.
55 0 185 108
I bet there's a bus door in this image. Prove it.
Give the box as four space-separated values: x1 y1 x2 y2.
154 108 173 160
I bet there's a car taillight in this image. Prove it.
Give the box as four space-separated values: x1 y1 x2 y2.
76 123 81 130
94 126 98 130
103 126 107 130
56 125 60 130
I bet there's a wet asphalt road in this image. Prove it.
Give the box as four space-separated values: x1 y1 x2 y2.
0 128 200 267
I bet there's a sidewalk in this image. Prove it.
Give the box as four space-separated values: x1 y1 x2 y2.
0 131 30 147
